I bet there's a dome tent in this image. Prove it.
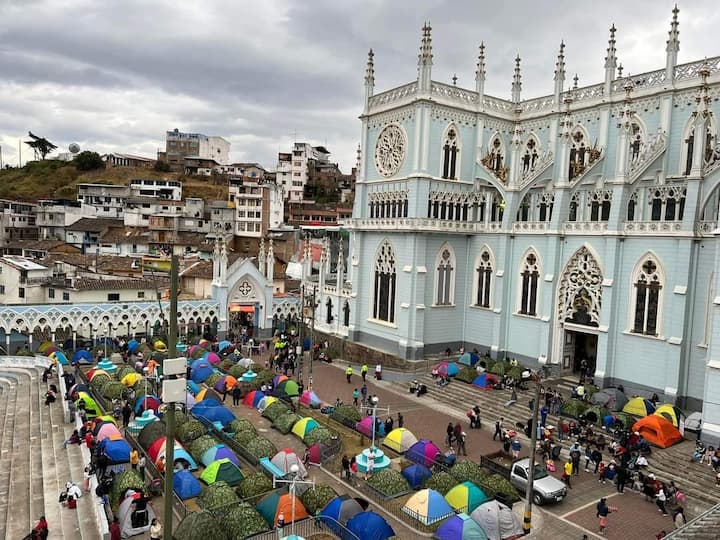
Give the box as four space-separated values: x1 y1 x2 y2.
117 490 156 538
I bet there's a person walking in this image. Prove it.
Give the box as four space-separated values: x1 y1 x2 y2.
446 423 455 447
616 465 627 493
570 442 582 476
360 384 368 405
540 404 548 427
557 416 565 441
563 459 573 489
345 365 353 384
361 364 369 382
656 484 669 516
232 385 241 406
352 388 359 407
494 417 504 441
674 507 686 529
121 402 132 429
149 518 162 540
511 438 521 459
397 412 404 428
457 431 467 456
341 455 350 480
130 448 139 470
138 455 146 479
596 497 617 535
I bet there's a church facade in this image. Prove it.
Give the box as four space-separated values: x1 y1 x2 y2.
335 8 720 440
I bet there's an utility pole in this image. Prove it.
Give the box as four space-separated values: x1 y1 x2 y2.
163 254 179 539
523 366 545 535
297 284 304 378
309 285 316 388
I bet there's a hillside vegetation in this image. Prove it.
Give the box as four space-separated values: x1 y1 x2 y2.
0 161 228 201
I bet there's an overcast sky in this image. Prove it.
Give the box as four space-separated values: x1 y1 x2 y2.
0 0 717 173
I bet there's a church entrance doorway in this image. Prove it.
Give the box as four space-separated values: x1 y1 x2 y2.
561 327 597 374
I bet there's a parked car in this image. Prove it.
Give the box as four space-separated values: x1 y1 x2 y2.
481 453 567 505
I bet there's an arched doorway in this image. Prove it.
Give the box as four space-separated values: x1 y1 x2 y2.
227 276 264 340
556 246 603 374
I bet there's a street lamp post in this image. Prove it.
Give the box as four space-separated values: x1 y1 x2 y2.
523 364 548 535
370 396 379 449
273 463 315 537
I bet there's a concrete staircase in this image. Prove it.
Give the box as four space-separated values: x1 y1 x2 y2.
666 503 720 539
0 374 17 538
400 373 720 513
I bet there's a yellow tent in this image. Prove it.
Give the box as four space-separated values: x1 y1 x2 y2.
622 397 655 417
654 404 684 428
121 373 142 387
154 340 168 352
383 428 418 453
89 369 111 381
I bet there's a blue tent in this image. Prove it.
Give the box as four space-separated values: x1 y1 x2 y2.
173 469 202 500
72 350 93 363
97 438 131 464
347 511 395 540
435 512 488 540
191 402 235 426
401 464 432 489
218 340 232 352
51 351 69 365
190 359 214 383
320 495 364 536
472 373 496 390
128 339 139 353
458 352 479 366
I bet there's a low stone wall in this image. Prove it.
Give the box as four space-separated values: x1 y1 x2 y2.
315 331 411 370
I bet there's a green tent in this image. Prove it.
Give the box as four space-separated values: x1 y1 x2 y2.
75 392 100 419
276 379 300 397
200 458 244 486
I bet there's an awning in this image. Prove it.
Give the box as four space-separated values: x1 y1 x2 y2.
230 304 255 313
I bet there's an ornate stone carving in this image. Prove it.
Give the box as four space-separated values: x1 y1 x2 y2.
558 247 603 327
374 125 407 177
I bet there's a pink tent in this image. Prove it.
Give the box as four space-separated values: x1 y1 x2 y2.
206 352 221 365
96 423 122 442
356 417 376 438
299 391 322 408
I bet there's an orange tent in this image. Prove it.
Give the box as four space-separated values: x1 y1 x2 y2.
632 415 684 448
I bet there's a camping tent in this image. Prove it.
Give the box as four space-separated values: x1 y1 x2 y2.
174 469 202 500
195 388 222 403
402 489 454 525
346 511 395 540
95 422 123 442
191 402 235 426
75 392 99 418
72 350 93 363
276 380 300 397
435 361 459 377
117 491 156 538
147 436 198 470
472 373 498 390
271 449 308 479
135 395 161 415
622 397 656 417
321 495 364 526
200 458 244 486
307 443 329 465
97 437 132 464
685 412 702 433
445 481 490 514
458 352 479 367
401 464 432 489
299 391 322 408
406 439 442 467
654 404 685 429
591 388 628 412
243 390 265 408
256 491 309 527
190 359 214 383
357 416 383 438
435 512 489 540
201 445 240 468
470 500 524 540
632 416 684 448
384 428 418 454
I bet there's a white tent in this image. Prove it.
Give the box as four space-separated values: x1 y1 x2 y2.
117 490 156 538
470 500 523 540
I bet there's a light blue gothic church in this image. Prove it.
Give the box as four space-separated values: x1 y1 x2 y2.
329 8 720 442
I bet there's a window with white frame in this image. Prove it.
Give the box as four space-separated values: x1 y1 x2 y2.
631 256 663 336
519 251 540 316
475 250 493 308
372 240 396 323
435 247 455 305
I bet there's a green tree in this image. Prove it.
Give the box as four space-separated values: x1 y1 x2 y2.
73 151 105 171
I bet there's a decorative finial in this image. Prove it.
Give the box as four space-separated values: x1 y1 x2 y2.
452 74 457 86
418 21 433 66
554 40 566 81
365 48 375 86
667 4 680 53
476 42 486 82
618 63 623 78
573 73 579 89
511 54 522 103
605 24 617 69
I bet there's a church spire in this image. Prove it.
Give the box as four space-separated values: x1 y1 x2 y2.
511 54 522 103
554 40 566 105
605 24 617 94
666 5 680 80
417 22 433 93
475 42 486 100
363 48 375 113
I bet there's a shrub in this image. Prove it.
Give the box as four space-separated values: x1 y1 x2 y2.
489 362 507 376
189 435 218 462
205 372 222 388
560 399 587 418
173 410 190 427
506 366 523 380
228 364 246 379
217 502 269 537
199 481 239 512
300 485 337 514
101 380 126 401
273 412 301 434
137 421 166 450
177 420 206 444
367 469 410 497
235 472 273 503
234 430 257 446
110 470 146 510
116 366 135 381
423 472 457 495
256 369 275 384
304 426 335 446
449 460 489 486
245 437 277 460
174 510 226 540
219 359 234 373
228 418 255 435
456 367 477 384
482 474 520 504
89 373 111 392
330 404 362 426
262 401 289 422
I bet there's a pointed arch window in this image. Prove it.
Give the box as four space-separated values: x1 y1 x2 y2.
516 194 531 222
475 250 493 308
627 192 638 221
435 247 455 306
538 193 554 222
325 297 334 324
522 139 539 173
373 241 396 323
632 257 663 336
442 127 460 180
519 252 540 316
630 122 644 162
343 301 351 327
569 130 588 180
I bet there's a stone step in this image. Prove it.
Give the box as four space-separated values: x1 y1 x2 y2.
30 372 46 532
0 377 15 540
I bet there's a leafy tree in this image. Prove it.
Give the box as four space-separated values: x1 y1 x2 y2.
24 132 57 160
73 151 105 171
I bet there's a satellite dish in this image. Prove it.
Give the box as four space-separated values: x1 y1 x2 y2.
68 143 81 154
